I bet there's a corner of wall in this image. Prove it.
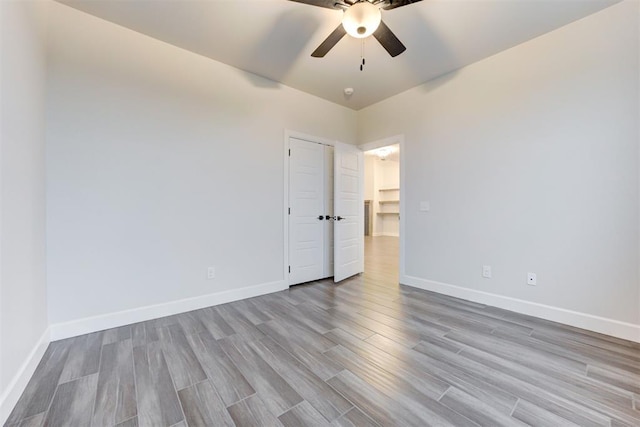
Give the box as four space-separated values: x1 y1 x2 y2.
0 328 50 425
0 1 51 423
637 0 640 337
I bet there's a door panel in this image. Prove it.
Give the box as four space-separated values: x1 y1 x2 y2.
334 142 364 282
323 145 334 278
289 138 325 285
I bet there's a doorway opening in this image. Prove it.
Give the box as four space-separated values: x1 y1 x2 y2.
284 131 364 287
363 142 401 285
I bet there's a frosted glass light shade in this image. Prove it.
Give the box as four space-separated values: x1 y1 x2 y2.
375 147 391 159
342 2 382 39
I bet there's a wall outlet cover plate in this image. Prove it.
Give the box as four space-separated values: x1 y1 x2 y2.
527 272 537 285
482 265 492 278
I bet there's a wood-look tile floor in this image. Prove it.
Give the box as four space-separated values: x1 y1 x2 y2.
6 236 640 426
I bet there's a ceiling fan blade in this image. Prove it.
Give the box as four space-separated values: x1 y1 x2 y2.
288 0 344 10
373 20 406 57
380 0 423 11
311 24 347 57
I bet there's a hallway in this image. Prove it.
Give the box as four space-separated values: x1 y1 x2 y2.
363 236 399 285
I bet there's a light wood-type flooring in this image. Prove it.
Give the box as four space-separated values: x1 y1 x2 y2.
6 236 640 426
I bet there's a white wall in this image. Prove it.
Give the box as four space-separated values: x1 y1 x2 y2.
364 155 374 235
45 3 357 329
0 0 49 421
377 159 400 237
637 0 640 332
359 1 640 336
364 155 375 202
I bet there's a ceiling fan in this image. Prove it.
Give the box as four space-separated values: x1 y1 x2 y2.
289 0 423 58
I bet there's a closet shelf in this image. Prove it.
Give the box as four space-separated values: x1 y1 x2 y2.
379 200 399 205
377 212 399 216
378 188 399 192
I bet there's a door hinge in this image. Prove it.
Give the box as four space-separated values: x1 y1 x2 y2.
288 149 291 156
288 207 291 215
288 266 291 273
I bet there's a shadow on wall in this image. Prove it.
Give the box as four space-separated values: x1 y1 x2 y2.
400 8 460 92
243 9 321 88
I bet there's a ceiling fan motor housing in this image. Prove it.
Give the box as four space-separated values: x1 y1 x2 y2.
302 0 410 58
342 2 382 38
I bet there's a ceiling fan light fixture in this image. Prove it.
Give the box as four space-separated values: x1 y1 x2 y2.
342 2 382 39
375 147 392 160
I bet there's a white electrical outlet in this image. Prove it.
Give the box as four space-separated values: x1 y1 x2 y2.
527 272 537 286
482 265 492 278
207 266 216 279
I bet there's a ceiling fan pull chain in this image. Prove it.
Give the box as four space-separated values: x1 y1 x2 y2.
360 39 365 71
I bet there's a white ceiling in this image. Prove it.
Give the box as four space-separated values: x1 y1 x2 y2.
56 0 618 110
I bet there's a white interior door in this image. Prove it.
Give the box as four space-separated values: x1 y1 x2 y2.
334 142 364 282
289 138 325 285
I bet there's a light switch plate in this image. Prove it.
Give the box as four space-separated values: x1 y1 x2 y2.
419 201 430 212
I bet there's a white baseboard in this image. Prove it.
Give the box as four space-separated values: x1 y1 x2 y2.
0 328 50 426
50 280 287 341
401 275 640 343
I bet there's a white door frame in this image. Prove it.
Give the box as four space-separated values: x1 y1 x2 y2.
284 129 341 287
358 134 406 278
